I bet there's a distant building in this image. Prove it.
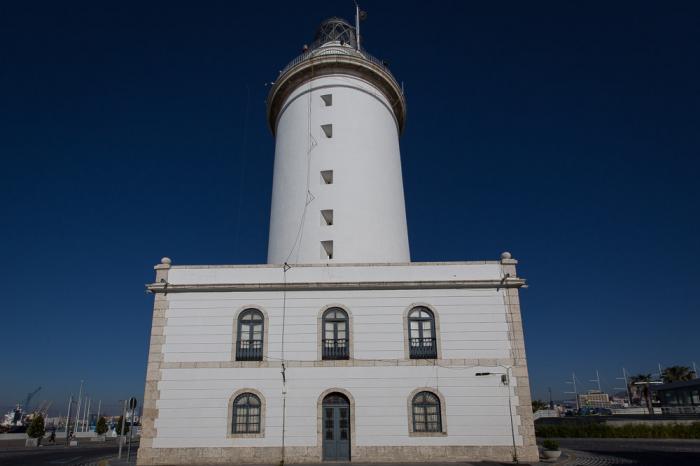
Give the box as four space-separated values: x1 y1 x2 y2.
653 379 700 414
609 395 629 408
577 390 612 408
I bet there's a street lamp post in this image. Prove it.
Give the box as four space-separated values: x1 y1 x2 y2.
118 399 127 459
476 366 518 463
127 397 137 462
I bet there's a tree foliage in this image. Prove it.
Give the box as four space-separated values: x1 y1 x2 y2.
662 366 696 384
115 416 129 435
26 415 45 439
95 416 108 435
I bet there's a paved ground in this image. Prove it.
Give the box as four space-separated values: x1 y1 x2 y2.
1 438 699 465
552 438 700 465
0 438 138 465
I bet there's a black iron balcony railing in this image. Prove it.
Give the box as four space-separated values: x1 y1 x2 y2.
236 339 263 361
322 338 349 360
278 45 399 85
409 338 437 359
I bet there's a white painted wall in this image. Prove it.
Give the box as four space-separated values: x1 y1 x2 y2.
154 366 521 449
162 288 511 363
155 261 522 450
167 261 504 286
267 75 410 264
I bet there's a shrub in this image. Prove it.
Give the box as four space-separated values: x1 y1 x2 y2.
26 415 46 439
95 417 108 435
542 439 559 450
532 400 548 412
536 422 700 439
115 416 129 436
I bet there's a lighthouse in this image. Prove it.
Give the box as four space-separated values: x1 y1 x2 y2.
267 18 410 264
138 15 538 466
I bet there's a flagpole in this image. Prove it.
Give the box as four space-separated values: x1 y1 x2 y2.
355 2 361 51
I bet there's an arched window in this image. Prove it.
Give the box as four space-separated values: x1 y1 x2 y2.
232 393 261 434
412 391 442 433
407 307 437 359
322 308 349 360
236 309 264 361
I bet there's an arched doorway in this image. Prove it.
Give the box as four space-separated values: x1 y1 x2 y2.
322 393 350 460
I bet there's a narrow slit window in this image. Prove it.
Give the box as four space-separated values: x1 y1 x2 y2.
321 209 334 226
321 124 333 138
321 240 333 260
320 170 333 185
321 94 333 106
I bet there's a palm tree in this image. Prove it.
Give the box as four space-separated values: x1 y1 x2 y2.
662 366 695 383
629 373 654 415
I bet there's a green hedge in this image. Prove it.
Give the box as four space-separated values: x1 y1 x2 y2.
536 422 700 439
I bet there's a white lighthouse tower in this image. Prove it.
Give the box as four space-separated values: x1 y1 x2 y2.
139 14 538 466
266 18 410 264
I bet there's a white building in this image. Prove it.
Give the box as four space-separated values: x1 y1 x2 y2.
138 17 538 465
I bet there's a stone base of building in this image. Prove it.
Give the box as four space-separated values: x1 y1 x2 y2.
137 445 540 465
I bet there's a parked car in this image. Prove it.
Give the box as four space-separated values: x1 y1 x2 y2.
577 407 613 416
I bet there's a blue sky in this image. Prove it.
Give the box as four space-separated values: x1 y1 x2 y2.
1 0 699 414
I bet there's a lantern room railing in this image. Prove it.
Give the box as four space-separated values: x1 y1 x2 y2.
277 45 399 89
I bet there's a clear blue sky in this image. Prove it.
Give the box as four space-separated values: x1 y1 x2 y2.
1 1 698 415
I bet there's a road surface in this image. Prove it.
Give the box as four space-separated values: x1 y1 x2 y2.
0 438 138 465
554 438 700 465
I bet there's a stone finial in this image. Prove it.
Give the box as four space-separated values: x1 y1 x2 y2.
154 256 172 273
500 251 518 267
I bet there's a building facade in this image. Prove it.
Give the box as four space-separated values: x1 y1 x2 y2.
137 17 538 465
577 390 612 409
654 379 700 415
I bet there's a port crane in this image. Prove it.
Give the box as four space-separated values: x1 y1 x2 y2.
22 386 42 412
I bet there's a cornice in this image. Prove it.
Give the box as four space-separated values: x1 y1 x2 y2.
267 53 406 135
146 278 526 294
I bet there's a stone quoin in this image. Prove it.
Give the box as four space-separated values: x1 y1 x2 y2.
137 16 538 465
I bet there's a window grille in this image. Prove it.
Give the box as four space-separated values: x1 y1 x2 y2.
232 393 261 434
412 391 442 433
